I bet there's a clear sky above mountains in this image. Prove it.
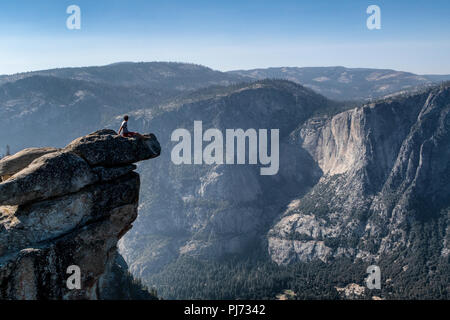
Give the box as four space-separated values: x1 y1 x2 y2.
1 0 449 74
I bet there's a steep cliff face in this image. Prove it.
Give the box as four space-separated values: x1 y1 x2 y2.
268 84 450 264
0 130 160 299
118 80 336 277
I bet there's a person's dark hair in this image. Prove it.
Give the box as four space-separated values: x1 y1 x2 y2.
124 115 129 121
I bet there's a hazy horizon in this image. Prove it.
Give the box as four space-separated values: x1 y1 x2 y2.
1 0 449 75
1 61 449 77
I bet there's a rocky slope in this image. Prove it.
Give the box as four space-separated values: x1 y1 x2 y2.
268 83 450 265
116 81 449 300
0 75 175 152
0 130 160 299
117 80 344 278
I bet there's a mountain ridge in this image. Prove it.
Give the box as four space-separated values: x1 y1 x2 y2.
229 66 450 100
2 62 449 102
0 62 250 90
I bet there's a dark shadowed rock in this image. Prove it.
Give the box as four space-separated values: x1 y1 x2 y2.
0 203 138 299
93 164 137 182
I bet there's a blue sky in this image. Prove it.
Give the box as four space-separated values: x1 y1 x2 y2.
0 0 449 74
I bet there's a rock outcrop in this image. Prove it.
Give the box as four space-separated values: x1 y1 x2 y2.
0 129 160 299
0 147 59 182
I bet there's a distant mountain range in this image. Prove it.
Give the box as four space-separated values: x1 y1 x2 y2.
0 62 448 299
0 62 247 91
2 62 449 102
229 66 450 100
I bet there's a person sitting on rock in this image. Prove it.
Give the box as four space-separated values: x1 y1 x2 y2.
118 115 143 138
